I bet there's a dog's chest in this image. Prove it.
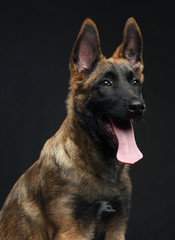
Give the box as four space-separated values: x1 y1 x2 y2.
72 183 130 239
73 193 129 220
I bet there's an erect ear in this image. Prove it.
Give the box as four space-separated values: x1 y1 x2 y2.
113 17 143 70
70 18 103 73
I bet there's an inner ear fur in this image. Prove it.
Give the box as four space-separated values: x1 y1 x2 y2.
113 17 143 71
69 18 103 74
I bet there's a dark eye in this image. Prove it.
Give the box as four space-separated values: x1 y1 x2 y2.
131 79 141 87
101 79 112 87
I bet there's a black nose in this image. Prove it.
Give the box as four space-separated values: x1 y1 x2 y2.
128 98 146 117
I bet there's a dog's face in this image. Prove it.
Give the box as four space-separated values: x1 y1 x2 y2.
68 18 145 164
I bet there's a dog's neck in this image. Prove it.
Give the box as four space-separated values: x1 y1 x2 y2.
54 112 125 181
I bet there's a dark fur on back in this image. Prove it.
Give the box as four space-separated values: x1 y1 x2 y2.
0 18 145 240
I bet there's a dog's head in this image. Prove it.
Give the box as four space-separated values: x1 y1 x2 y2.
68 18 146 164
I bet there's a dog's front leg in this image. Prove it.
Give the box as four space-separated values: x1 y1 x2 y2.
54 230 94 240
54 231 90 240
105 217 127 240
54 221 95 240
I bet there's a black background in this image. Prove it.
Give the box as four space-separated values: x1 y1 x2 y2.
0 1 175 239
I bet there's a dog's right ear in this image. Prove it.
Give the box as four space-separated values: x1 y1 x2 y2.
69 18 103 74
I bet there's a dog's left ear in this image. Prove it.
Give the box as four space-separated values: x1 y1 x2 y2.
113 17 143 70
70 18 103 74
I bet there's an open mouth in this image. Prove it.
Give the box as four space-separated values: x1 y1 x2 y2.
98 116 143 164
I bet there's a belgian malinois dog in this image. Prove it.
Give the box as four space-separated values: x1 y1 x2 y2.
0 17 146 240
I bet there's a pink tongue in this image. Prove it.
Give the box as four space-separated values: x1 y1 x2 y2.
109 119 143 164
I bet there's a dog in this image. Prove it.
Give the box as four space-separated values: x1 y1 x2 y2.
0 17 146 240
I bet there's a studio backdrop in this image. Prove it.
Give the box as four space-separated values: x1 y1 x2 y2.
0 2 175 240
